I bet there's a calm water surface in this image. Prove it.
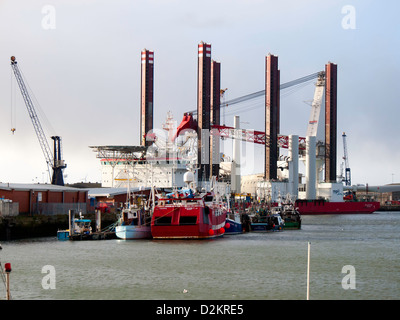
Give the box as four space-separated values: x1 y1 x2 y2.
1 212 399 300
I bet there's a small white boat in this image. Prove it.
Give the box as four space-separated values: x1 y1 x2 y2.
115 224 151 240
115 178 153 240
115 198 152 240
57 212 93 240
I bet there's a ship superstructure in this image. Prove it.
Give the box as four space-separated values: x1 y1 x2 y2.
91 112 199 189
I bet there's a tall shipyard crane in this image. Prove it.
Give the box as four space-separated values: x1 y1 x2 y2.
10 56 66 186
342 132 351 186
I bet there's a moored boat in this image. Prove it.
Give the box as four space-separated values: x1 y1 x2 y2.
250 210 284 232
275 195 302 229
115 208 152 240
280 210 301 230
224 195 243 235
115 191 153 240
151 172 228 239
225 214 243 235
57 213 93 240
114 171 154 240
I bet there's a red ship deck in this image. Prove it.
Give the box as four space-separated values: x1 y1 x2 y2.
151 197 227 239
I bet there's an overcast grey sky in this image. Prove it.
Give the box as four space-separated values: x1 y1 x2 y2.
0 0 399 186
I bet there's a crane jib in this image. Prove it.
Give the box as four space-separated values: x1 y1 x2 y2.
10 57 66 186
189 71 322 115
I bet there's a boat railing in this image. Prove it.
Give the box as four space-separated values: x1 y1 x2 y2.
158 198 204 207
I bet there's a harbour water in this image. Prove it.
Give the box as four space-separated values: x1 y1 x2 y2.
0 211 399 300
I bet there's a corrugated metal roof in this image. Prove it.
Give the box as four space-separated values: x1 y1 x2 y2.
0 183 88 192
0 183 151 196
87 187 151 197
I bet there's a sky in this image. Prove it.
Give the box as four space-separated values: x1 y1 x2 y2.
0 0 399 186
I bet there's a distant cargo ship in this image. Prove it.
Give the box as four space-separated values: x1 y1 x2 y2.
295 199 380 215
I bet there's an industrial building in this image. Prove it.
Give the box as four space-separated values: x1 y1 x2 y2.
0 183 88 216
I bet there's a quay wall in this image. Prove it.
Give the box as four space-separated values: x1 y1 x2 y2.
0 212 118 241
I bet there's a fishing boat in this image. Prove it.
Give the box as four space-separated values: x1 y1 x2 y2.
275 194 302 229
279 206 301 229
249 206 284 232
224 196 243 235
151 171 228 239
115 188 153 240
57 212 93 240
115 209 152 240
250 213 284 232
225 214 243 235
272 205 302 230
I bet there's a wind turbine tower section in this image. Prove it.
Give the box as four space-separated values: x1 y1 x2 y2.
141 49 154 147
265 54 280 181
197 42 212 181
210 60 221 177
324 62 337 182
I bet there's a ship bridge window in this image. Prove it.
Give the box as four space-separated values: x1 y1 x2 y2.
154 217 172 225
179 216 197 225
203 208 209 224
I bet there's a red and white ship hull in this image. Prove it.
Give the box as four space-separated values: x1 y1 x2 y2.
295 199 380 215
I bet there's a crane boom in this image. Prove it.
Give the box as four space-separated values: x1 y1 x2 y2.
188 71 321 115
10 56 66 185
306 71 325 137
210 124 306 150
